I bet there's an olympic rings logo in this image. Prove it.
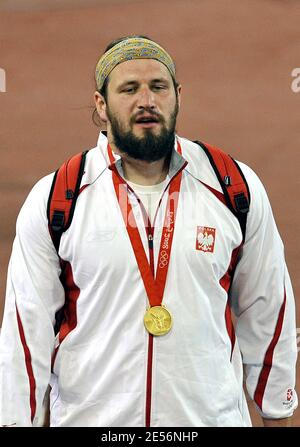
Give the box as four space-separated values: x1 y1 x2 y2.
159 251 169 269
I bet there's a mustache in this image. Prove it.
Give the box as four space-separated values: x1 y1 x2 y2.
130 109 165 125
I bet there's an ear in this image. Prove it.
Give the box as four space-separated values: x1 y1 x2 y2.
94 91 108 123
176 84 182 109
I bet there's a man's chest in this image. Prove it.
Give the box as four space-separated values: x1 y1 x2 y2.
58 179 242 287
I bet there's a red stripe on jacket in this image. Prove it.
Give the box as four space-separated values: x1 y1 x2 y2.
15 305 37 423
254 290 287 410
199 181 226 206
201 180 242 360
219 245 242 359
58 260 80 344
51 260 80 371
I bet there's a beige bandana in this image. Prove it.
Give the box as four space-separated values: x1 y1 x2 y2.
95 37 176 91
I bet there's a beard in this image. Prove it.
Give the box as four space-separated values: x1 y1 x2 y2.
106 101 179 162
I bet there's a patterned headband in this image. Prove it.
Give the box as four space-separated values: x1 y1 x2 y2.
95 37 176 91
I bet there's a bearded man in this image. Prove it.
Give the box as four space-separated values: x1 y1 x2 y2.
0 36 297 427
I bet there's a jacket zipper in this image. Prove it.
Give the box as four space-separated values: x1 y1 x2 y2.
145 231 154 427
143 164 187 427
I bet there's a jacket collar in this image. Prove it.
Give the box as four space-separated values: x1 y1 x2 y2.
96 131 222 192
97 131 187 179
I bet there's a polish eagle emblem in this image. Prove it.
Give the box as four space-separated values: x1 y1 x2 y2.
196 226 216 252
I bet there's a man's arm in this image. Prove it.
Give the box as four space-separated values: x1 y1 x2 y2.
0 174 65 426
230 162 298 424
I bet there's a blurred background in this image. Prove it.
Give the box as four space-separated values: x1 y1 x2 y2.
0 0 299 427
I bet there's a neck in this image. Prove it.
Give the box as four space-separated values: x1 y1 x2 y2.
109 141 171 186
122 153 169 185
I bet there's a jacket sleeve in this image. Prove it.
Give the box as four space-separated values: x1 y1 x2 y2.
230 162 298 420
0 174 65 427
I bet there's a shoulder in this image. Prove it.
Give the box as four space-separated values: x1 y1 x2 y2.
236 160 272 208
179 135 275 223
178 136 270 199
60 146 108 187
17 145 107 227
235 161 280 242
17 173 55 231
20 173 55 210
179 134 271 200
178 136 223 191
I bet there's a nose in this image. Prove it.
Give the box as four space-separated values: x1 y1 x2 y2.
136 86 156 110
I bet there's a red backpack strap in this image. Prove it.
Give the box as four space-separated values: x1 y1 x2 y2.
47 150 88 252
194 140 250 241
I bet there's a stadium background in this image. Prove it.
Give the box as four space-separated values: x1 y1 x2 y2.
0 0 299 427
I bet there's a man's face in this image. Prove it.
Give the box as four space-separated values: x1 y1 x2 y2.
95 59 181 162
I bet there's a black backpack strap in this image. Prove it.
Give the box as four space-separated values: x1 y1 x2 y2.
194 140 250 242
47 150 88 252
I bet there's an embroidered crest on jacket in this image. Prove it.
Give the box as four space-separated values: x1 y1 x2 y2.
196 226 216 253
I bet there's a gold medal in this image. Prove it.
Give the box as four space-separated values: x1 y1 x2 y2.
144 305 172 336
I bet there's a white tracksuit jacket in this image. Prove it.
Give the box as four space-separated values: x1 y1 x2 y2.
0 132 297 427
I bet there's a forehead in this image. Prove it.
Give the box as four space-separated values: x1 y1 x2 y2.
108 58 173 86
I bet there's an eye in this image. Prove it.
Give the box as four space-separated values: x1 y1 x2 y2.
122 86 137 94
152 84 167 90
152 84 169 92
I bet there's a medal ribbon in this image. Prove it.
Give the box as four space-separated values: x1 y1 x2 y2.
111 144 185 308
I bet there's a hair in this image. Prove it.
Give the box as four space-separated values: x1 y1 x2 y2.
92 35 179 127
